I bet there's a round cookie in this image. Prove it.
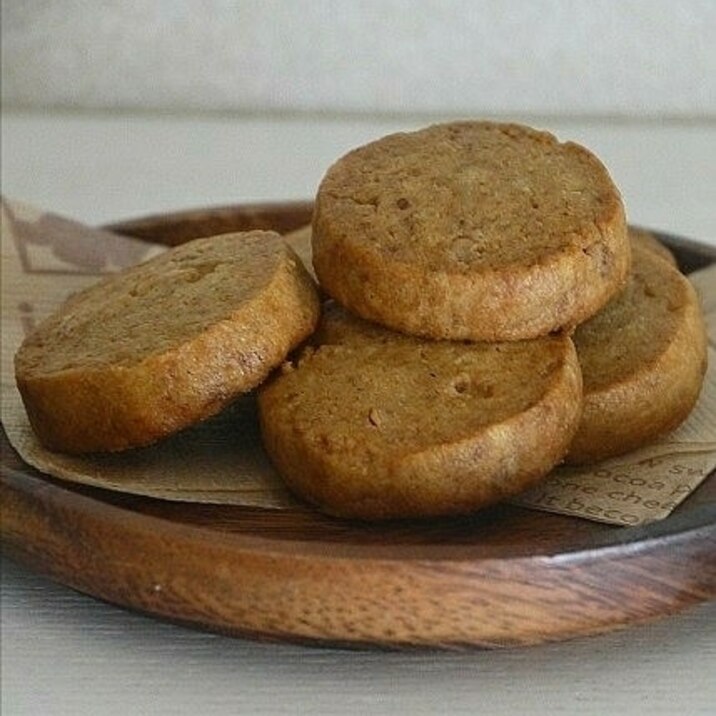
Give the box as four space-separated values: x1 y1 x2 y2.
567 245 707 464
313 121 629 341
15 231 320 453
258 305 583 520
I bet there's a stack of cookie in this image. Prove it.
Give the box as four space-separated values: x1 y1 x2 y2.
264 122 707 518
15 121 707 521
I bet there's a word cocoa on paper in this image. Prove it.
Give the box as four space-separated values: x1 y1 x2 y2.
517 461 705 526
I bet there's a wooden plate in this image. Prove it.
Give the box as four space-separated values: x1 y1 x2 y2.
2 202 715 649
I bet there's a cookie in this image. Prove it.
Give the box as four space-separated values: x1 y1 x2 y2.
258 305 582 520
15 231 320 453
313 121 629 341
567 245 707 463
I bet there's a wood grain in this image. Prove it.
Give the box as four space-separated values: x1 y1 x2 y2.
1 202 714 649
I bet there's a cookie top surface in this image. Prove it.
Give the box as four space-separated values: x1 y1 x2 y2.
316 121 623 272
16 231 320 453
18 232 300 374
259 305 582 519
311 305 570 435
313 121 629 341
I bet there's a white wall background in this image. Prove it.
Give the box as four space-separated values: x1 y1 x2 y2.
3 0 715 117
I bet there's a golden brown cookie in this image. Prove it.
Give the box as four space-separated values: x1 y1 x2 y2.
258 305 583 520
313 121 629 341
15 231 320 453
567 245 707 463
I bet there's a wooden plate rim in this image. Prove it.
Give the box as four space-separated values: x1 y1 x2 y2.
3 453 713 564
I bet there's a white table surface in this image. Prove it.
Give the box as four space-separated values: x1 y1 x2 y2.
2 110 715 716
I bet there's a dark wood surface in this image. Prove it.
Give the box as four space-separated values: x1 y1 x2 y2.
2 203 714 649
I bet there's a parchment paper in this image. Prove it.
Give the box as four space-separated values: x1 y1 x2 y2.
2 201 714 525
